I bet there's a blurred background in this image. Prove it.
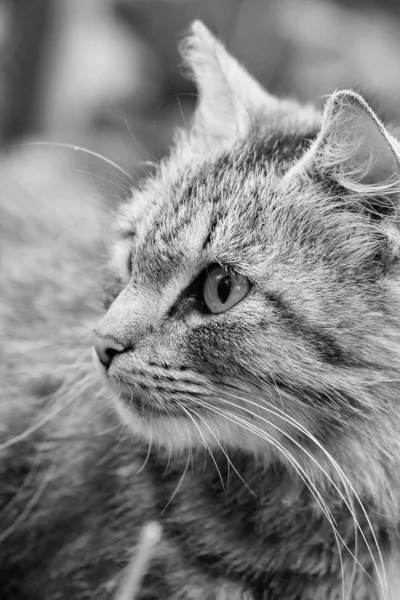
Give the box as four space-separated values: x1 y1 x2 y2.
2 0 400 411
2 0 400 174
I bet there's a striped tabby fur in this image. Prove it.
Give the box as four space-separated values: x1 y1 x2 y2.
2 21 400 600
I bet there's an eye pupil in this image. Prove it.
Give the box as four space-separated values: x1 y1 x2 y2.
202 265 250 314
217 276 231 304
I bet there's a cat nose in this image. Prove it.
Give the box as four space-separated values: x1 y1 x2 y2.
92 331 126 367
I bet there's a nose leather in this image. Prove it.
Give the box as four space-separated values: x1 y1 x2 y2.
92 331 125 367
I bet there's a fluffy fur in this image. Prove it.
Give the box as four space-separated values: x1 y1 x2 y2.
2 21 400 599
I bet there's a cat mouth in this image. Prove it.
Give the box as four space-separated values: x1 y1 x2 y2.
108 375 194 420
117 388 175 418
96 352 213 421
93 356 162 417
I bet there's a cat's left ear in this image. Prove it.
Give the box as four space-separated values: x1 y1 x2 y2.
181 21 280 144
292 90 400 218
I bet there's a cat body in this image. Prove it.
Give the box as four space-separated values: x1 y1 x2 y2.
2 21 400 599
0 401 389 600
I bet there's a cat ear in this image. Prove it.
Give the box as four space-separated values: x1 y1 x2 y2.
294 90 400 218
181 21 280 144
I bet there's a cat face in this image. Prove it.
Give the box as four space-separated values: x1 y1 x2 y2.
93 22 400 495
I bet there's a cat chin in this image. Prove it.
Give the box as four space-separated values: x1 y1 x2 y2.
114 397 275 459
115 398 200 452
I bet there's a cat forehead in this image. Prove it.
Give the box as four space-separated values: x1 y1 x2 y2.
117 151 271 268
111 125 324 291
117 130 315 241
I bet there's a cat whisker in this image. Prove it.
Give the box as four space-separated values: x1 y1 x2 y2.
178 403 226 492
201 400 334 519
204 396 370 589
19 141 133 182
162 446 173 479
271 391 363 600
175 95 188 129
190 405 253 496
216 390 386 598
170 405 195 477
244 393 387 598
165 405 184 442
198 400 367 597
189 441 194 478
177 403 207 452
161 451 191 514
200 403 344 532
136 430 153 476
123 118 160 165
211 402 368 593
346 494 359 600
74 167 129 195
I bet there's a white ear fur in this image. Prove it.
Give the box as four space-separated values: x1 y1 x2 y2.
295 90 400 198
181 21 280 145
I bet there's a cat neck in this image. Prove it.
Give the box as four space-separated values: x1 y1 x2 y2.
145 446 388 598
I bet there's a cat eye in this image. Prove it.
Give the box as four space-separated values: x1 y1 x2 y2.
203 266 250 314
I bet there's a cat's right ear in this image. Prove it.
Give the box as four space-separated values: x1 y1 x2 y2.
181 21 279 145
286 90 400 216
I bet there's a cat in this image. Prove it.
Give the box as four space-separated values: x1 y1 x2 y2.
2 19 400 600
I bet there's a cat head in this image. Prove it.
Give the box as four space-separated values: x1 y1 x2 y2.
93 21 400 503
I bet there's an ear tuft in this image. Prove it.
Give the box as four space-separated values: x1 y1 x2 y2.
292 90 400 220
319 91 399 189
189 20 220 51
180 21 278 145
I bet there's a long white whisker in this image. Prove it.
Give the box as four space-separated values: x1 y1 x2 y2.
160 405 184 478
218 404 378 596
136 430 153 475
346 494 359 600
74 167 128 194
199 401 348 591
123 118 160 165
231 390 387 597
201 401 333 520
20 141 133 181
199 399 372 588
190 406 254 496
217 391 384 596
161 446 173 480
161 451 191 514
178 403 225 491
175 95 188 129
